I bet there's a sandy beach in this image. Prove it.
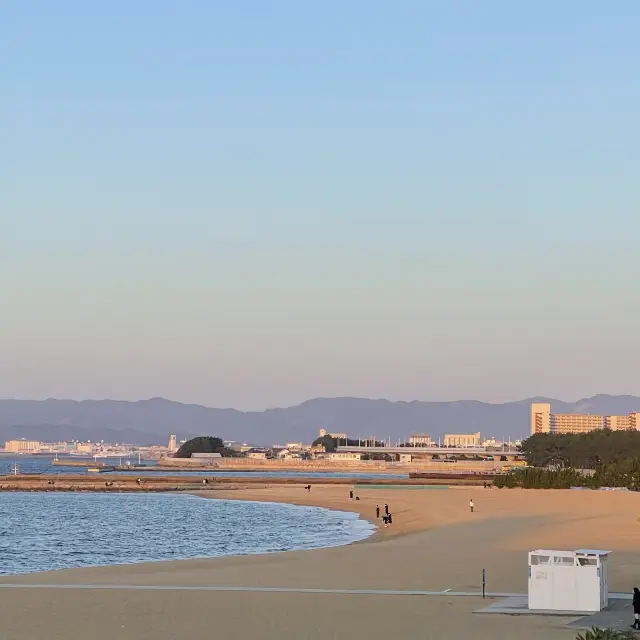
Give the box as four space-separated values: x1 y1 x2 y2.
2 485 640 639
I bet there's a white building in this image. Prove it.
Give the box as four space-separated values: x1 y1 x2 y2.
323 452 364 461
528 549 610 612
318 429 348 441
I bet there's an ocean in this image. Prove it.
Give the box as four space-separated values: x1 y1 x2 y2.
0 492 374 576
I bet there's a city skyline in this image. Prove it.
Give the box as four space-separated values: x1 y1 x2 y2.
3 2 640 410
1 393 640 446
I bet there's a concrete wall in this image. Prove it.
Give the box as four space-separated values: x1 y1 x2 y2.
156 458 511 473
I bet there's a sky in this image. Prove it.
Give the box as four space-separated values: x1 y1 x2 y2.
1 1 639 410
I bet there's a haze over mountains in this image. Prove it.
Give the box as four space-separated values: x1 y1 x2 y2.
1 395 640 446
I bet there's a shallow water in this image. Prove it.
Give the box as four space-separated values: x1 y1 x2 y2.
0 492 374 575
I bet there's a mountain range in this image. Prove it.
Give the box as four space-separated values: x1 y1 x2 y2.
1 395 640 446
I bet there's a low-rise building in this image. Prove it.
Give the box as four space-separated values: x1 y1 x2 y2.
75 442 94 454
408 434 433 446
4 439 41 453
276 448 301 459
443 432 481 447
322 452 364 461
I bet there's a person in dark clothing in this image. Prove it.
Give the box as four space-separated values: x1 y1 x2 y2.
382 514 389 527
376 505 380 518
349 490 354 499
384 503 389 515
387 513 393 525
632 587 640 629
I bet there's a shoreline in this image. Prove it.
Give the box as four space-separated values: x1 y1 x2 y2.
0 490 377 578
189 483 441 541
4 488 640 639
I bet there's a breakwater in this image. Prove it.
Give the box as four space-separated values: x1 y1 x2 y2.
0 473 490 492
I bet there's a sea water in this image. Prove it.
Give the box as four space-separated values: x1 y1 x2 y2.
0 492 374 576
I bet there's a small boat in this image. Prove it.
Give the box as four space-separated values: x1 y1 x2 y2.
87 466 115 473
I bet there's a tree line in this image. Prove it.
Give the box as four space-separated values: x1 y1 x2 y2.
174 436 241 458
311 435 384 452
494 459 640 490
494 430 640 489
519 430 640 469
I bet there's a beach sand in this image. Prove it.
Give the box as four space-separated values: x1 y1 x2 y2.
2 485 640 639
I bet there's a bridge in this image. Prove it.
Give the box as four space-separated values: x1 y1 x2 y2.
335 445 521 460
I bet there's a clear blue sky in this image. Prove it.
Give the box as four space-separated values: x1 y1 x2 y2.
2 1 639 409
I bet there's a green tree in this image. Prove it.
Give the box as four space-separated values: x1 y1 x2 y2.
311 436 383 452
362 453 394 461
520 430 640 469
576 628 635 640
312 435 337 452
175 436 234 458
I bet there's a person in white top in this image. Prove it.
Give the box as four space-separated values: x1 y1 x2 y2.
469 498 474 513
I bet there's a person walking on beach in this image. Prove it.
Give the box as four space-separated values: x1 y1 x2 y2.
469 498 474 513
376 505 380 518
384 503 389 516
387 512 393 525
349 489 354 499
632 587 640 629
382 514 389 528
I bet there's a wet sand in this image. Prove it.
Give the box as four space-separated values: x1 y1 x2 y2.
2 486 640 639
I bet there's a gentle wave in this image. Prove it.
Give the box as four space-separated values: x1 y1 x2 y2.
0 492 374 576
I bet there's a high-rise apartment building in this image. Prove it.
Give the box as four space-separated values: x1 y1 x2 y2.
530 403 640 435
531 403 552 434
604 413 640 430
168 434 177 452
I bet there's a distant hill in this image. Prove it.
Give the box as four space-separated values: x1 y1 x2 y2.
0 395 639 445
